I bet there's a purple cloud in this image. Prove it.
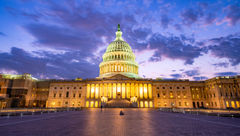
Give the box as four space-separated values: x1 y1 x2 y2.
170 74 182 79
148 34 204 64
184 70 200 77
181 8 203 25
208 33 240 66
0 32 6 36
161 14 172 28
24 23 102 51
193 76 208 80
212 62 229 68
0 47 99 79
215 72 238 76
225 5 240 25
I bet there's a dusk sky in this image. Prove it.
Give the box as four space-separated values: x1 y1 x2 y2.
0 0 240 80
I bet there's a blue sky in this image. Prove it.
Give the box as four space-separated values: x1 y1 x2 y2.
0 0 240 80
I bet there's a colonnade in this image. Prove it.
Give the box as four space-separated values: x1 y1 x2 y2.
103 53 134 61
225 100 240 109
86 83 152 99
100 64 138 74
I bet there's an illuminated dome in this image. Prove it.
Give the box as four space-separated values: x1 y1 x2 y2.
99 24 140 78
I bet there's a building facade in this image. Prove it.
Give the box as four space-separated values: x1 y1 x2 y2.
0 25 240 109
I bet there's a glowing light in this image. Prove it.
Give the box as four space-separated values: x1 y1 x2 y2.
130 96 137 103
145 101 148 108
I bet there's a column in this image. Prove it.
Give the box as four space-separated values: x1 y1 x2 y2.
113 83 116 99
87 84 90 99
127 83 130 98
131 83 134 97
100 84 103 97
139 84 143 99
91 84 95 99
135 83 138 97
144 84 148 99
104 83 107 97
117 83 121 94
95 84 99 99
108 83 112 98
148 84 152 99
122 83 126 98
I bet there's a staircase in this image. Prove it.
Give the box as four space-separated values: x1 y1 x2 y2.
106 99 131 108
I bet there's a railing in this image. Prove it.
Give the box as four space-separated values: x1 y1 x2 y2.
0 107 82 117
158 108 240 118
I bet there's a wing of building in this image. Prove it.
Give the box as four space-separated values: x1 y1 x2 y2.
0 25 240 109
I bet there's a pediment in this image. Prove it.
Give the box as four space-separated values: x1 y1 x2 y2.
105 74 134 80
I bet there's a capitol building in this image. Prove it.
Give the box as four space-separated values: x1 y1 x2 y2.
0 25 240 109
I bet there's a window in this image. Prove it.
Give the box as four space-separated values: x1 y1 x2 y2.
170 87 172 89
177 87 179 89
54 87 57 89
65 102 68 105
185 102 187 106
162 87 165 89
170 91 173 98
157 87 159 89
79 87 82 89
66 91 69 98
60 87 62 89
79 93 81 98
157 93 160 98
54 93 56 98
179 102 181 106
157 102 160 107
59 93 62 98
67 87 70 89
73 93 76 98
183 87 185 89
74 87 76 89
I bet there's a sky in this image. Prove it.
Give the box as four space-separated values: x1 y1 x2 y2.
0 0 240 80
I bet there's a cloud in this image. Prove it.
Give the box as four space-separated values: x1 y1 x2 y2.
208 33 240 66
180 3 217 26
174 24 182 31
212 62 229 68
0 32 6 36
205 12 216 25
193 76 208 81
17 0 139 53
225 5 240 25
0 47 99 79
5 6 41 21
129 27 152 40
181 8 203 25
24 23 101 52
160 14 172 28
184 70 200 77
215 72 238 76
148 34 205 64
170 74 182 79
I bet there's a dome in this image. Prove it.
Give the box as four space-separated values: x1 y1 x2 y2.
98 24 140 78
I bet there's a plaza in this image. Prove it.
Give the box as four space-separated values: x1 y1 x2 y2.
0 109 240 136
